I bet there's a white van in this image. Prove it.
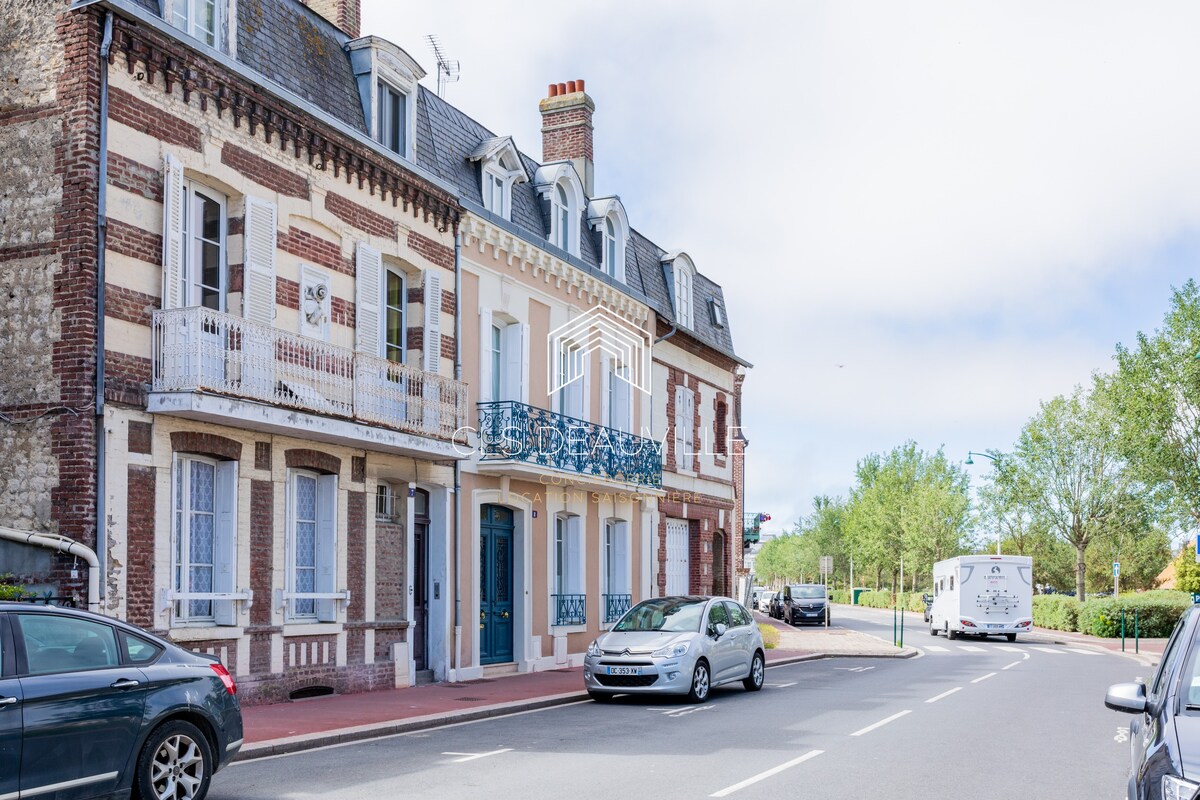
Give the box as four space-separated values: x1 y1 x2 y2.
928 555 1033 642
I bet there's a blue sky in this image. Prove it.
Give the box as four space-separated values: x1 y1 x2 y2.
364 1 1200 537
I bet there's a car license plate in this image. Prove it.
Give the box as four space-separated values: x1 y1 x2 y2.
607 666 640 676
987 623 1003 629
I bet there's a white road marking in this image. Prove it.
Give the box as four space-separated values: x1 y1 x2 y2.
442 748 513 763
710 750 824 797
996 646 1025 652
924 645 949 652
925 687 962 704
850 710 912 737
971 672 997 684
1032 646 1064 654
834 666 875 673
1115 727 1129 743
1001 660 1022 670
1066 647 1102 656
768 682 797 688
958 645 986 652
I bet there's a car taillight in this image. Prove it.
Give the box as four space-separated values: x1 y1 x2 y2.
960 620 976 628
210 663 237 696
1017 620 1031 628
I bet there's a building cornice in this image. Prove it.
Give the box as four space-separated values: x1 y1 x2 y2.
89 3 461 232
460 213 651 325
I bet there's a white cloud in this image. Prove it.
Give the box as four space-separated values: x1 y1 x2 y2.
363 0 1200 531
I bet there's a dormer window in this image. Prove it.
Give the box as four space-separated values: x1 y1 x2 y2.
375 80 408 156
347 37 424 161
167 0 224 49
663 252 696 329
470 137 528 221
709 297 726 328
587 197 629 282
533 163 585 258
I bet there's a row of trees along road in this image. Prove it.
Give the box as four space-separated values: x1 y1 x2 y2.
758 281 1200 600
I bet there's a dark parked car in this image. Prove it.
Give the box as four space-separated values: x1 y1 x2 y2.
778 584 829 626
0 602 243 800
922 593 933 623
1105 603 1200 800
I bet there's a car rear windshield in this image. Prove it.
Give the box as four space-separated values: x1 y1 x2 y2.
614 598 706 632
791 586 825 599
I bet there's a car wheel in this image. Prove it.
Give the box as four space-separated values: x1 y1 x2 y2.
946 624 957 641
929 621 938 636
688 660 711 703
135 719 213 800
588 690 615 703
1006 633 1017 643
743 651 765 692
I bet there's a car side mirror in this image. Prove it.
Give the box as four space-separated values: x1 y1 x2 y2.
711 622 727 639
1105 682 1148 714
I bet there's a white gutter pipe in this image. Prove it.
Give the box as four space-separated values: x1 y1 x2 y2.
0 527 101 613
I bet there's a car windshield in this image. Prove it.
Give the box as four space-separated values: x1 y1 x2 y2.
614 598 707 632
791 586 825 599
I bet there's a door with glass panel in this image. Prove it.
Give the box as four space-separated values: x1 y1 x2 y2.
184 183 227 387
413 489 429 671
383 267 409 424
479 505 514 665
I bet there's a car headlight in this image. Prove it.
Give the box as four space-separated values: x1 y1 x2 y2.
651 641 690 659
1162 775 1200 800
587 639 603 657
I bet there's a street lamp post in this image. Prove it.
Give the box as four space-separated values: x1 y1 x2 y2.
965 451 1001 555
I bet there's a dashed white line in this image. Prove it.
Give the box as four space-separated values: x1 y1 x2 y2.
709 750 824 797
925 687 962 704
442 748 513 763
1001 660 1022 670
971 672 997 684
850 710 912 737
768 682 797 688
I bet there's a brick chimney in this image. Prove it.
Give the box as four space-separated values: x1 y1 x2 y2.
540 79 595 196
306 0 360 38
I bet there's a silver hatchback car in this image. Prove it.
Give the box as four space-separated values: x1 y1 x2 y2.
583 596 766 703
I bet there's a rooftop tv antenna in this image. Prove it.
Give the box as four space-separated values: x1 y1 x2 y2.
425 35 460 98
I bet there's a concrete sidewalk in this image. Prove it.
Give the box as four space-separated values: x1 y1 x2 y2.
237 626 911 761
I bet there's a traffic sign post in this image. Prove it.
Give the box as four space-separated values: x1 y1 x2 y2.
820 556 833 628
1113 561 1120 597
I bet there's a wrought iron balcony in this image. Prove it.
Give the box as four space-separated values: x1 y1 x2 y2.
152 307 466 441
477 401 662 488
603 593 632 624
553 593 587 626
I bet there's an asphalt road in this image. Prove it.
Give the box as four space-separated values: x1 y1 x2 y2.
212 609 1148 800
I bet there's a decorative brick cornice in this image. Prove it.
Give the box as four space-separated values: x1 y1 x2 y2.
110 17 460 232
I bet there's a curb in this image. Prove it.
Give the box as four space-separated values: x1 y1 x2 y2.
235 650 916 762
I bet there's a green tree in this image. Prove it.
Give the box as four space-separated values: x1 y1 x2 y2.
997 382 1143 600
1172 544 1200 594
1112 280 1200 528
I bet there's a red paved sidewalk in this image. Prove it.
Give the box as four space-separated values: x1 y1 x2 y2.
1031 625 1167 659
239 647 819 758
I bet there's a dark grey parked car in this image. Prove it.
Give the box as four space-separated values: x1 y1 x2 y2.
779 584 829 626
1105 603 1200 800
0 602 243 800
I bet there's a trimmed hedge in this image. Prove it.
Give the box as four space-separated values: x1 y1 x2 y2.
1076 592 1191 638
758 623 780 649
855 591 894 609
830 589 852 604
1032 595 1079 632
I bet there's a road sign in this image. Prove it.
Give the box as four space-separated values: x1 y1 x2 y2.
819 556 833 574
1113 562 1120 577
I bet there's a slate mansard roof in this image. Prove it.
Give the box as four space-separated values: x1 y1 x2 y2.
112 0 745 366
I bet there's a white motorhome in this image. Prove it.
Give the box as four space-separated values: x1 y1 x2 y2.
928 555 1033 641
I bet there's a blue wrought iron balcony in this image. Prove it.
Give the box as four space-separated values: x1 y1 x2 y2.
603 593 632 624
553 593 587 626
477 401 662 489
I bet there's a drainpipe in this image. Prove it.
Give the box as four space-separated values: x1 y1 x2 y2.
452 225 463 680
0 528 101 613
654 323 677 345
94 10 114 604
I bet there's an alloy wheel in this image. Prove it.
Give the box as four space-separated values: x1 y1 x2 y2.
150 733 206 800
690 662 710 702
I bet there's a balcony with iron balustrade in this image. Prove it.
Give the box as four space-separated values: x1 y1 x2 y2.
476 401 662 490
148 307 468 460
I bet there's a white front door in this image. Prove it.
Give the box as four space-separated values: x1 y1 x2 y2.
665 519 690 595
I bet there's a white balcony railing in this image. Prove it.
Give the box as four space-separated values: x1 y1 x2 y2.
152 307 466 441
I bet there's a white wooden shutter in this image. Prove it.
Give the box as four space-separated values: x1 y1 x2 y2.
242 196 277 324
423 272 442 373
674 386 686 468
519 323 530 404
161 153 185 310
614 521 630 594
613 365 631 433
567 515 583 594
314 474 338 622
600 355 611 428
355 242 382 354
478 307 493 403
213 460 238 625
581 352 591 423
502 322 523 403
684 389 695 459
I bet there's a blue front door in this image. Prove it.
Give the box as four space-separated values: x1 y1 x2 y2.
480 505 514 665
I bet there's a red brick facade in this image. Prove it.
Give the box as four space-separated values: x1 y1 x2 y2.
108 86 202 151
125 465 156 628
327 191 395 239
170 431 243 462
220 143 311 199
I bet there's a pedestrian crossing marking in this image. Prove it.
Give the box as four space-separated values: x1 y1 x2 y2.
958 645 986 652
996 646 1025 652
1031 646 1063 654
1066 647 1101 656
925 645 949 652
